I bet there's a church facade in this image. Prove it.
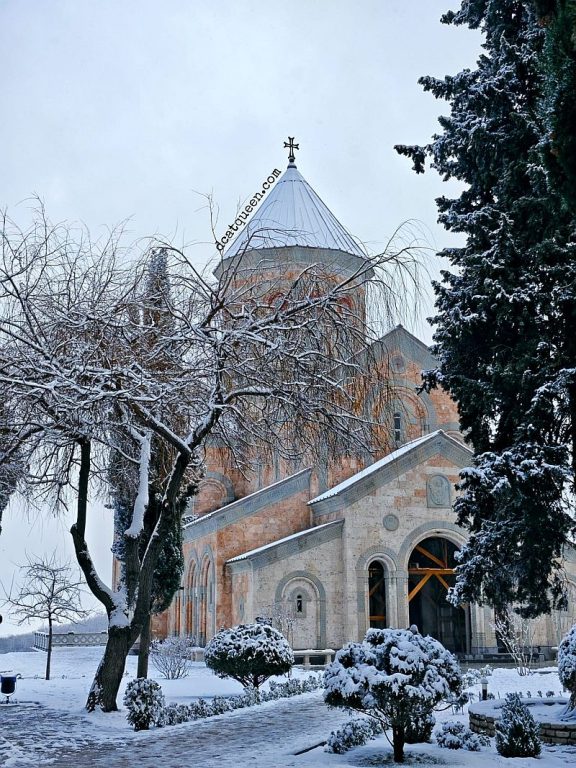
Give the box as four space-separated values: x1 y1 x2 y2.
157 151 576 659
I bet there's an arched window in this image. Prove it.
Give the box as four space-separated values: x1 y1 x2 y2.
368 561 387 629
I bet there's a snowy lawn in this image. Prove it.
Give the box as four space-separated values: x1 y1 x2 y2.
0 645 277 730
0 647 575 767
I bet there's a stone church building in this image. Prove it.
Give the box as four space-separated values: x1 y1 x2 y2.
157 151 576 659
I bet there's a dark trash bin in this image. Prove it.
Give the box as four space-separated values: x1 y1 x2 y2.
1 674 18 702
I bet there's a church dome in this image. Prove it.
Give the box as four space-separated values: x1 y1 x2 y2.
223 163 368 260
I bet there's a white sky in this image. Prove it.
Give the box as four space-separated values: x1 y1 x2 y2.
0 0 482 636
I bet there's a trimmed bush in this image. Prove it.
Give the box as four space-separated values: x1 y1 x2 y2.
152 673 322 731
325 718 384 754
495 693 542 758
205 623 293 691
159 702 191 726
324 627 462 763
123 678 165 731
435 720 485 751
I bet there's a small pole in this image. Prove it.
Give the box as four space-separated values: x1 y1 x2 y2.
481 677 488 701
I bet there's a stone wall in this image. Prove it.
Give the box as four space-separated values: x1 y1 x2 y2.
164 469 313 642
469 699 576 745
233 526 345 649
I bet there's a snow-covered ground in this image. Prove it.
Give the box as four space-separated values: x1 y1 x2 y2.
0 647 574 767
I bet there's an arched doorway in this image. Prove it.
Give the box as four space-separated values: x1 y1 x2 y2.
368 561 387 629
408 537 470 654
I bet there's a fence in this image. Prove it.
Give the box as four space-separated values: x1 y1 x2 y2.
33 631 108 651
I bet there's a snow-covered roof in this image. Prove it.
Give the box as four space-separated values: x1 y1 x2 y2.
224 163 367 259
226 521 341 563
183 467 311 529
308 430 471 505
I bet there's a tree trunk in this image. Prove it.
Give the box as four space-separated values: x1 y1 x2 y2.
86 625 135 712
46 616 53 681
137 614 152 679
392 725 405 763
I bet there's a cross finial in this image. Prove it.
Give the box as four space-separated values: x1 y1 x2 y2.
284 136 299 166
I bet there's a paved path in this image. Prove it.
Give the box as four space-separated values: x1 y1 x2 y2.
0 692 348 768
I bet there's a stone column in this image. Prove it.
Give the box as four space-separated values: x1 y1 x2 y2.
355 573 369 641
384 574 399 628
395 570 410 629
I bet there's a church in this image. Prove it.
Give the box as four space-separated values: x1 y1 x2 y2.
156 144 576 659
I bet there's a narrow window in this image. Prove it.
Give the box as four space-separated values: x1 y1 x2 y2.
393 412 402 443
296 594 303 614
368 562 387 629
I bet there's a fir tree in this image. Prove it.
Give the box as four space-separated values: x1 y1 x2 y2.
495 693 541 757
396 0 576 617
532 1 576 213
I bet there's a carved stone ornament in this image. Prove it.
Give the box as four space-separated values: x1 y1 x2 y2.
383 513 400 531
426 474 452 508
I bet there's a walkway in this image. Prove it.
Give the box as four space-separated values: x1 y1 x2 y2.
0 692 348 768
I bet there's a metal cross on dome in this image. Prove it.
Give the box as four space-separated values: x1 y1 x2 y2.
284 137 299 164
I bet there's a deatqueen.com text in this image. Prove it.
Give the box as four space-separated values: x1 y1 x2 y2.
215 168 281 252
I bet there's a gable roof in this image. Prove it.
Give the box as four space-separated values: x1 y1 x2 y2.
226 520 343 571
308 430 472 514
364 324 439 371
183 467 311 542
223 164 367 259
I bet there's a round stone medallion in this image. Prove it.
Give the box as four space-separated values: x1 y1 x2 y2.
383 513 400 531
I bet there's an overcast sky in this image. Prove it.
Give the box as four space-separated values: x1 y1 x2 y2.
0 0 482 637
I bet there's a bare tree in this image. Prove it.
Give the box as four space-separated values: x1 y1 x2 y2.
0 206 420 711
492 608 537 676
0 400 26 535
1 555 89 680
261 600 297 648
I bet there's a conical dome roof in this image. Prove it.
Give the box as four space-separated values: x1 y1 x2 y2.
224 164 367 260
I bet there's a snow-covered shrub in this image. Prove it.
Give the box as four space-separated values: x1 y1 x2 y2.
210 696 234 715
325 718 384 754
154 669 322 730
324 627 462 763
205 623 293 692
558 622 576 712
188 697 214 719
405 712 435 744
123 678 165 731
495 693 541 757
462 664 493 688
435 720 485 750
159 702 191 726
150 636 196 679
262 674 322 701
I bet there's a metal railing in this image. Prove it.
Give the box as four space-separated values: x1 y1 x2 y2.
33 631 108 651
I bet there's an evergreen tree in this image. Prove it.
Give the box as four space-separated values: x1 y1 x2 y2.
532 1 576 213
110 249 187 677
324 627 462 763
205 623 294 697
495 693 541 757
396 0 576 617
